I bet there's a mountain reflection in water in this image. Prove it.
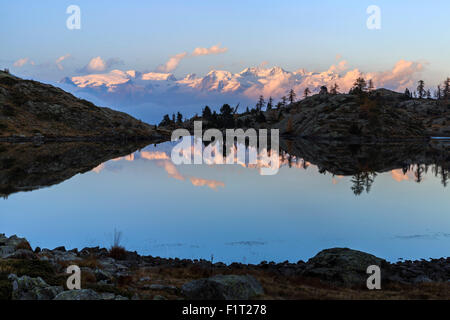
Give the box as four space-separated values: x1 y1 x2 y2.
1 138 448 197
1 138 449 263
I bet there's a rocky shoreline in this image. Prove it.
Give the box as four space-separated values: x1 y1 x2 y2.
1 233 449 300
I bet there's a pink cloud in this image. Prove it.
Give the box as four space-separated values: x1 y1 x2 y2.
13 58 34 68
367 60 424 91
192 44 228 57
189 177 225 190
56 54 71 70
157 52 188 72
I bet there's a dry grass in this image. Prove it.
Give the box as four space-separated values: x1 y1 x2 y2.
108 246 127 260
125 265 450 300
108 230 127 260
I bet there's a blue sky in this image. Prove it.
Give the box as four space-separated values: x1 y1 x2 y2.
1 0 449 84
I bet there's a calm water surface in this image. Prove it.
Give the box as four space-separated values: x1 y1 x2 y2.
1 139 449 264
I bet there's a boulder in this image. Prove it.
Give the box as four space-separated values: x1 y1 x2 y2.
8 274 63 300
303 248 386 286
182 274 264 300
4 249 37 260
0 246 15 258
54 289 102 300
0 234 30 258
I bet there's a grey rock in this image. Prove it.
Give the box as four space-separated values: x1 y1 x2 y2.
8 274 63 300
182 274 264 300
100 292 116 300
413 275 433 283
1 234 27 247
0 246 16 258
303 248 386 286
54 289 102 300
94 269 112 282
131 293 141 300
4 249 36 260
153 295 167 300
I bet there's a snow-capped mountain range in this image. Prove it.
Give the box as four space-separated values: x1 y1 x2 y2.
59 60 423 122
63 66 342 98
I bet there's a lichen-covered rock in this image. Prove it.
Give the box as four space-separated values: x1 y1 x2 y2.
8 274 63 300
0 234 30 258
3 249 37 260
0 234 27 247
54 289 101 300
303 248 387 286
182 274 264 300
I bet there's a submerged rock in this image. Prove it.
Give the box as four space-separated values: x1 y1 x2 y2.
182 274 264 300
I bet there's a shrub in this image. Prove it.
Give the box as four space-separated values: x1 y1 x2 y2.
108 229 127 260
109 246 127 260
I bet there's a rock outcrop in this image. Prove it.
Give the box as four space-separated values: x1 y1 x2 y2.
271 90 450 140
8 274 63 300
0 70 166 141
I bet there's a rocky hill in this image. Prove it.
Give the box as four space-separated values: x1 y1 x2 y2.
270 89 450 140
275 90 450 140
0 70 165 142
173 88 450 141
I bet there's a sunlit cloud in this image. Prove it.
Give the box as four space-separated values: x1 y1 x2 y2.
367 60 425 91
140 151 170 160
55 54 71 70
328 60 348 73
390 168 417 182
157 52 188 72
91 163 105 174
189 177 225 190
332 175 344 185
79 56 123 73
391 169 409 182
13 57 34 68
192 44 228 57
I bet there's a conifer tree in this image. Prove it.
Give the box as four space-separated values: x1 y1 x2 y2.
303 87 311 98
288 89 296 104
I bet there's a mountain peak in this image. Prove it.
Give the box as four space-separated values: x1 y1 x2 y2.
141 72 176 81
